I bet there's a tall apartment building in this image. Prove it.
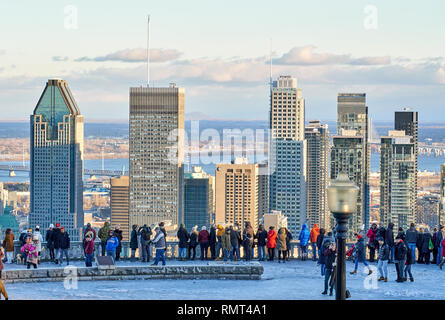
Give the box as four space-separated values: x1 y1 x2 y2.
129 84 185 229
416 194 439 229
0 183 7 216
380 130 416 230
215 158 259 232
395 108 418 212
305 120 330 229
330 131 366 238
30 79 84 240
257 161 269 221
184 166 214 231
337 93 370 228
439 164 445 226
111 176 130 241
268 75 306 236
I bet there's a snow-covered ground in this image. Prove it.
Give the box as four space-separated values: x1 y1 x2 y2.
3 259 445 300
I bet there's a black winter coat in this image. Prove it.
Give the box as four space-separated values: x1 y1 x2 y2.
256 229 267 246
230 229 241 247
421 232 433 253
376 227 386 242
435 230 443 247
52 228 62 249
177 228 190 248
209 227 217 245
406 245 414 265
394 240 407 261
189 232 198 247
56 232 70 250
385 223 395 247
377 243 390 261
316 234 324 249
46 229 55 249
324 248 336 271
405 227 418 244
355 238 366 262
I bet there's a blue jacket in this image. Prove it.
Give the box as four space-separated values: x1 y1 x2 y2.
106 236 119 251
298 224 310 246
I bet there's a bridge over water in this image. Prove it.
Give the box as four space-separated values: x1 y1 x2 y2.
0 165 128 177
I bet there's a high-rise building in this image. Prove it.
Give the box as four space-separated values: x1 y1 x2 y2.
111 176 130 241
305 120 330 229
439 164 445 226
30 79 84 240
0 183 7 216
395 108 418 212
257 161 269 221
215 158 259 232
416 194 439 229
330 131 366 238
380 130 416 230
129 84 185 229
184 167 214 231
269 75 306 235
337 93 370 228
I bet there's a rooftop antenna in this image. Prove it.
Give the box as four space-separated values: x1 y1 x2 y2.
147 14 150 87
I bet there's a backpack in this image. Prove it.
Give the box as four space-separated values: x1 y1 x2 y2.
429 238 434 251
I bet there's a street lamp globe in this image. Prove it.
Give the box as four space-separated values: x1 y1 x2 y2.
327 172 359 218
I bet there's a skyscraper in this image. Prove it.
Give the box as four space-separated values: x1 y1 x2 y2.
129 84 185 229
380 130 416 230
30 79 84 240
269 75 306 235
330 131 365 238
305 120 330 229
111 176 130 241
337 93 370 228
215 158 258 232
257 161 269 221
184 167 214 231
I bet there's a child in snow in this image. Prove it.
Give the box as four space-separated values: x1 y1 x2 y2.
21 236 38 269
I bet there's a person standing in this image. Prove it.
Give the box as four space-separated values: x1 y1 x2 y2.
377 238 389 282
83 223 97 242
209 225 217 260
230 225 241 261
0 246 7 300
151 226 166 266
405 223 418 263
129 224 139 262
394 236 407 282
350 234 372 275
416 228 424 263
322 241 336 296
432 227 438 264
105 230 119 261
177 224 189 261
421 228 433 265
285 228 293 261
188 226 199 260
266 226 277 261
310 224 320 261
375 222 386 243
21 236 38 269
198 226 210 260
255 224 267 261
439 237 445 269
98 221 111 256
113 225 123 261
298 224 310 261
222 228 232 261
385 222 395 263
3 229 14 264
404 243 414 282
215 224 225 260
316 228 325 264
435 226 444 265
46 224 56 262
242 222 254 261
366 223 378 262
57 227 71 265
139 225 152 262
277 227 287 263
83 234 95 267
33 226 43 264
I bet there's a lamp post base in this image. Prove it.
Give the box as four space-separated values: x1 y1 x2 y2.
333 214 350 301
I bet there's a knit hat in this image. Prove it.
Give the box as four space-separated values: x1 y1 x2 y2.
357 234 362 240
202 226 207 231
35 226 40 230
55 223 60 228
49 224 54 228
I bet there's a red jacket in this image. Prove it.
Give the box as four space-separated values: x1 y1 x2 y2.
267 230 277 248
198 230 209 243
442 239 445 258
367 228 377 243
84 239 95 255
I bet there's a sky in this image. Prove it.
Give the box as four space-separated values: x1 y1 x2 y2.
0 0 444 121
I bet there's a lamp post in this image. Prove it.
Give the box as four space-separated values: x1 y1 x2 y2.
327 172 359 300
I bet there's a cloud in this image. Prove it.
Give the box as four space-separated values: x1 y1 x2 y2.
75 48 181 63
0 50 5 55
273 46 390 66
52 56 69 62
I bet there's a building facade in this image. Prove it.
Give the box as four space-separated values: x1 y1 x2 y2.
380 131 416 230
305 120 330 229
215 158 259 232
257 161 269 221
129 84 185 229
111 176 130 241
268 75 306 236
416 194 439 229
337 93 370 228
30 79 84 240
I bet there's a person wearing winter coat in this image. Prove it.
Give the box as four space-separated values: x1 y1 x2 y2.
151 226 167 266
0 246 8 300
56 227 71 265
83 223 97 242
319 237 331 276
230 225 241 261
394 236 408 282
432 227 438 264
32 226 43 263
215 224 225 260
437 226 445 265
3 228 14 264
198 226 210 260
405 223 418 264
298 224 310 261
113 225 123 261
285 229 293 261
255 224 268 261
188 226 199 260
46 224 56 262
266 226 277 261
129 224 139 262
83 234 95 267
420 228 433 264
277 227 287 263
385 222 395 263
242 222 255 261
377 239 390 282
139 224 152 262
403 243 414 282
0 246 4 277
21 236 38 269
375 222 386 243
105 230 119 261
177 224 189 261
316 228 326 264
367 223 379 262
322 241 336 296
222 228 232 261
98 221 111 256
350 235 372 275
310 224 320 261
209 225 217 260
439 238 445 269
